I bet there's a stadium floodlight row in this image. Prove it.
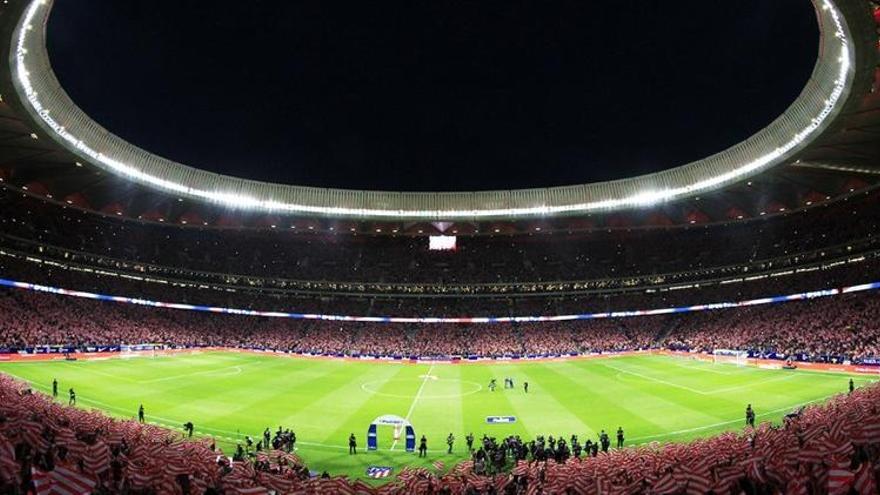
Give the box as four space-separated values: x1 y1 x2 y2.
6 0 869 220
2 276 878 324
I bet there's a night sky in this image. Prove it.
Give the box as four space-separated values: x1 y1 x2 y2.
47 1 818 192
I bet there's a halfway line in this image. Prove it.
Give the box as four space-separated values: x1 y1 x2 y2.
390 363 435 451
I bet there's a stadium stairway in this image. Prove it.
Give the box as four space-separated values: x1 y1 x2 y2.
652 317 682 345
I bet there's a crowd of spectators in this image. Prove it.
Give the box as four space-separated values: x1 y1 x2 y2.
2 242 878 319
3 187 879 287
0 289 666 358
2 284 880 364
663 293 880 363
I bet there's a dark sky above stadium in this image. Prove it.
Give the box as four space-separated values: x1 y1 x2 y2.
47 1 818 192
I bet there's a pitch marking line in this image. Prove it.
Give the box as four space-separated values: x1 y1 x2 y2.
603 363 708 395
668 360 735 376
405 364 436 421
708 373 797 395
360 378 482 399
139 365 244 384
64 362 140 383
390 363 435 451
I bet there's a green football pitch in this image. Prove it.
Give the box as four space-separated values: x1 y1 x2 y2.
0 351 875 481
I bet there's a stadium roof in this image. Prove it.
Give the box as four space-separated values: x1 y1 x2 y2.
0 0 878 229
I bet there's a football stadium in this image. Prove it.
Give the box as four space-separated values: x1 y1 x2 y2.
0 0 880 493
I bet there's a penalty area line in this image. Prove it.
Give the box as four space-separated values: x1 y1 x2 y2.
390 363 435 451
603 363 708 396
138 365 244 384
707 373 797 395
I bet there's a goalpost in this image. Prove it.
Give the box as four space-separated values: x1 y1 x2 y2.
119 345 137 360
712 349 749 366
119 344 163 359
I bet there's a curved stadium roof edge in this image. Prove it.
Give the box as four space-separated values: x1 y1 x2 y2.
5 0 876 220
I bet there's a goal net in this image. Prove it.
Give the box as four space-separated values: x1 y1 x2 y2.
119 344 162 359
119 345 138 360
712 349 749 366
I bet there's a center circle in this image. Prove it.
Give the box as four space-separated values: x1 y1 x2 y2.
361 378 483 399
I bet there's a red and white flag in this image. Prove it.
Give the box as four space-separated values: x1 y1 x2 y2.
83 441 111 476
31 467 53 495
50 465 97 495
827 457 855 495
233 487 269 495
853 461 877 495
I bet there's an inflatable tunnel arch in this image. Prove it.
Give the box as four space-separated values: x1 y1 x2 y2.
367 414 415 452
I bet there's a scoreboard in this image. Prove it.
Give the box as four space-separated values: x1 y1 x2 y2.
429 235 457 251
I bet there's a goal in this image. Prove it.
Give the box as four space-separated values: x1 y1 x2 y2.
712 349 749 366
119 345 139 360
119 344 161 359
